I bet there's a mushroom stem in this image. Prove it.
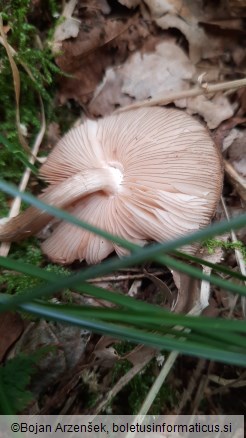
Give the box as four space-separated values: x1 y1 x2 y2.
0 167 122 242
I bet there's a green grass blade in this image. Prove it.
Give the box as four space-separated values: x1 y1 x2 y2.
0 256 168 312
159 254 246 296
8 299 246 366
1 249 246 313
0 179 246 254
174 250 246 281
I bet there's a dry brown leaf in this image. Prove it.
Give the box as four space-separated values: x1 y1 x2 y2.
143 270 174 307
222 127 246 201
122 345 156 366
122 41 195 99
89 40 195 115
182 94 234 129
144 0 234 63
53 17 80 52
227 0 246 16
93 347 119 368
56 7 151 105
9 320 89 395
172 272 200 313
83 0 111 14
0 312 24 361
90 40 234 127
89 68 132 115
52 0 80 53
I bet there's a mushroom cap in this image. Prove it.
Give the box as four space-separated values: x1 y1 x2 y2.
39 107 223 264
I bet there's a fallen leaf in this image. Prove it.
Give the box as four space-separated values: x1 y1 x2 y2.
93 347 119 368
89 40 195 115
0 312 24 361
172 272 200 314
122 344 156 366
56 5 152 105
227 0 246 16
52 0 80 53
9 320 90 395
90 40 234 127
183 94 234 129
122 41 195 99
144 0 235 63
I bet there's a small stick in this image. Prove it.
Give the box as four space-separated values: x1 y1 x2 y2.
117 77 246 113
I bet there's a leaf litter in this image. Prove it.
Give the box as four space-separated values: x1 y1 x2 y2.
1 0 246 416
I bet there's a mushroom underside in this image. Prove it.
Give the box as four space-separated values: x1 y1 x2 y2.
0 107 223 264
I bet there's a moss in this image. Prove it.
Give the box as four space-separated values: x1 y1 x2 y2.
203 239 246 262
0 0 60 180
0 0 65 297
111 356 176 414
0 238 72 296
108 343 176 414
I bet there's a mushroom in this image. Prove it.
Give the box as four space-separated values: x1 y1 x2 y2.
0 107 223 264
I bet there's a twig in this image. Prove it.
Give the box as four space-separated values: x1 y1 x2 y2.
91 347 155 415
117 77 246 113
87 271 164 283
224 159 246 203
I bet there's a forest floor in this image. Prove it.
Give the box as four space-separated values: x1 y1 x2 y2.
0 0 245 416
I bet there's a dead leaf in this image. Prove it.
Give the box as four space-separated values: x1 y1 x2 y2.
83 0 111 14
172 272 200 313
183 94 234 129
213 116 246 149
52 0 80 53
145 0 235 63
0 312 24 361
122 41 195 99
89 40 195 115
89 67 132 115
46 122 61 147
122 344 156 366
56 4 152 105
143 270 174 306
93 347 119 368
9 320 90 395
90 40 234 127
227 0 246 16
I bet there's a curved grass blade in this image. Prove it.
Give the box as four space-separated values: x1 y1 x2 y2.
174 250 246 282
1 179 246 254
8 299 246 367
1 250 246 313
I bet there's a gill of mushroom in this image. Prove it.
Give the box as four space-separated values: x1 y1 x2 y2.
0 107 223 264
